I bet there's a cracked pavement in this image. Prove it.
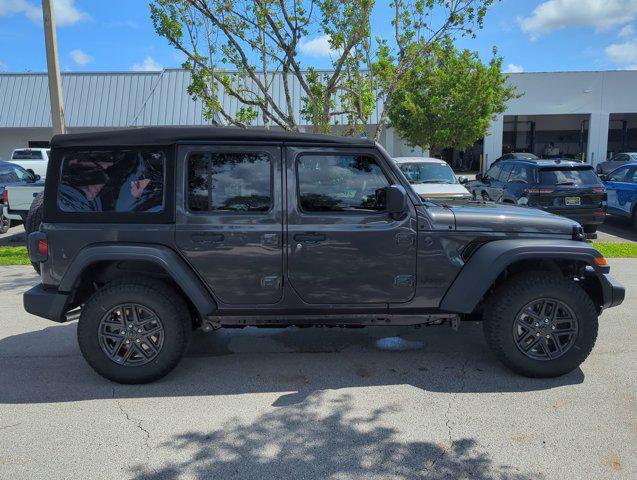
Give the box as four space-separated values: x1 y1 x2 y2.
0 262 635 479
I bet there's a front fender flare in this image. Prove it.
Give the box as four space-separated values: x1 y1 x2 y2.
59 243 218 316
440 239 609 314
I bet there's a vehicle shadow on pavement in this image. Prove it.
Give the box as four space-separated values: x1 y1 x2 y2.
0 321 584 405
127 391 542 480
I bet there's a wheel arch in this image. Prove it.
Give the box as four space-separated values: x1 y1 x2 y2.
60 244 218 320
440 239 610 314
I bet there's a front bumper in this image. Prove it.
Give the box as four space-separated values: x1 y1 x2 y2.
599 273 625 309
23 284 70 323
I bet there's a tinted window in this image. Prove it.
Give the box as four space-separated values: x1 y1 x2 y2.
486 164 502 180
509 164 532 183
398 162 457 184
12 150 43 160
0 164 31 183
539 167 600 186
187 152 271 213
498 164 514 181
608 166 629 182
298 154 389 212
58 149 165 213
629 167 637 183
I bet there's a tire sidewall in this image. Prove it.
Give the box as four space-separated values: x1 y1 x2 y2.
78 283 189 383
486 275 598 377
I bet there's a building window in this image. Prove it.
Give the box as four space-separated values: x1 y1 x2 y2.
187 152 272 213
297 154 389 212
58 149 165 213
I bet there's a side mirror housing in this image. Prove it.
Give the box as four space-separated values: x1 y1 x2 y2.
30 174 41 182
458 175 469 185
598 174 607 182
385 184 408 218
475 173 484 182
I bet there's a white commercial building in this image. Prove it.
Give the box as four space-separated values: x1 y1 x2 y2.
1 69 636 170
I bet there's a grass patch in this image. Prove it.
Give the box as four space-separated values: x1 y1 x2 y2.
591 242 637 258
0 242 635 267
0 246 30 266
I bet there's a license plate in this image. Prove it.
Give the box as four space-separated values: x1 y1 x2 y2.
565 196 581 206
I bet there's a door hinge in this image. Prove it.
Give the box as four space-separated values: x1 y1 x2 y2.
261 275 282 289
393 275 415 287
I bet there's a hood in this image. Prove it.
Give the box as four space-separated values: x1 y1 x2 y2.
410 183 471 198
448 201 580 235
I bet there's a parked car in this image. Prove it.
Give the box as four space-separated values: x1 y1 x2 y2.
468 158 607 236
393 157 471 201
2 180 45 225
601 162 637 230
24 127 624 384
492 152 538 164
596 152 637 175
0 161 41 233
10 148 50 178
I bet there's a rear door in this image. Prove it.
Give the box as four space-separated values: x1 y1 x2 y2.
604 166 630 214
286 146 417 304
175 144 284 305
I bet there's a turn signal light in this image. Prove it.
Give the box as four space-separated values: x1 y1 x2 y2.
594 257 608 267
1 189 7 206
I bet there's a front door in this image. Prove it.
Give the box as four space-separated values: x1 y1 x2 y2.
286 147 417 304
175 145 283 305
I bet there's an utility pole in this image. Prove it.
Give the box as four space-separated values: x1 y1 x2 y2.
42 0 66 135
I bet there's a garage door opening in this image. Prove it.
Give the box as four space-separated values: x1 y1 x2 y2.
608 113 637 158
502 114 590 161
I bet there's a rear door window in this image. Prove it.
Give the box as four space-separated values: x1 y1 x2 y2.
187 152 271 213
539 167 600 186
509 164 532 183
58 149 165 213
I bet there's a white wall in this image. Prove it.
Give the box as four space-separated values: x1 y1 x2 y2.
483 71 637 170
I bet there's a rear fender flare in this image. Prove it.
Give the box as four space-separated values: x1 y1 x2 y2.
59 244 217 316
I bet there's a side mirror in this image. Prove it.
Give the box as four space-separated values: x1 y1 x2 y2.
599 174 607 181
385 184 408 218
475 173 484 182
30 174 41 182
458 175 469 185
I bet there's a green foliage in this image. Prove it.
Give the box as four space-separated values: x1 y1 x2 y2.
0 247 30 266
388 41 518 152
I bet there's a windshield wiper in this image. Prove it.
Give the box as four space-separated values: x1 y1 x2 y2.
423 180 453 184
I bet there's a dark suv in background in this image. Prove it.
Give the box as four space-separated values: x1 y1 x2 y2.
23 128 623 384
469 159 607 236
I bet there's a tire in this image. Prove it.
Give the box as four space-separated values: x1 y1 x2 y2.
25 192 44 274
632 209 637 231
483 271 598 378
0 211 10 234
77 278 192 384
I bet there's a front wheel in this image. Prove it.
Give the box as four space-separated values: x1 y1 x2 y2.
483 272 598 378
77 278 192 384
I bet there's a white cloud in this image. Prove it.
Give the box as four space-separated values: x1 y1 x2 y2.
0 60 7 72
299 35 342 58
0 0 89 27
519 0 637 38
70 49 92 66
132 56 163 72
505 63 524 73
605 40 637 67
618 24 636 38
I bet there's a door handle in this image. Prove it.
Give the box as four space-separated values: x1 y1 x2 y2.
191 233 224 244
293 233 326 243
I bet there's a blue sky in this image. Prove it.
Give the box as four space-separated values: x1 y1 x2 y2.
0 0 636 73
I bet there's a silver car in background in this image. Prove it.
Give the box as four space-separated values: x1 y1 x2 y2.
597 152 637 175
393 157 472 201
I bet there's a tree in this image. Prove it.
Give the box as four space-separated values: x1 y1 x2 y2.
149 0 496 137
387 41 517 154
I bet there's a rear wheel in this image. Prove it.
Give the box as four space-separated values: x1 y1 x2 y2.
632 209 637 231
483 271 598 378
0 211 10 234
77 278 192 384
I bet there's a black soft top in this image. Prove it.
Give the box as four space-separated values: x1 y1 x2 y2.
51 126 375 148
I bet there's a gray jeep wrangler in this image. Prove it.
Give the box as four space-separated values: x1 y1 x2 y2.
24 127 625 384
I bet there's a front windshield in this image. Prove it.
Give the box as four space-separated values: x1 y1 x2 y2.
398 162 457 184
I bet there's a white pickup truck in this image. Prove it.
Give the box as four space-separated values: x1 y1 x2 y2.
10 148 50 178
2 183 45 226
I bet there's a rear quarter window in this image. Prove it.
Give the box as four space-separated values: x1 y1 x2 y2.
539 167 600 186
57 149 166 213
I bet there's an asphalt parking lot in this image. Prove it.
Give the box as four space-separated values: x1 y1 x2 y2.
0 262 635 479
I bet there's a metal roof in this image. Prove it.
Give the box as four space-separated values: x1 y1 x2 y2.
0 69 383 129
